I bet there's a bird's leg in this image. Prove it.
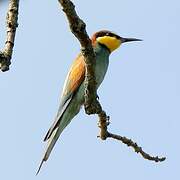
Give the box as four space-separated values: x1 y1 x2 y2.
84 94 102 115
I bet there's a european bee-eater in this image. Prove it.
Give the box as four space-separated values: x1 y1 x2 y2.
37 30 141 174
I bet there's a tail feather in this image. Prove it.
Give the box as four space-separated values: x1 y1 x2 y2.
36 127 59 175
36 158 44 175
43 97 73 142
36 115 73 175
36 94 79 175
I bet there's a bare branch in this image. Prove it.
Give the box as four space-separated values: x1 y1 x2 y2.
58 0 166 163
0 0 19 72
108 132 166 162
58 0 102 114
98 115 166 162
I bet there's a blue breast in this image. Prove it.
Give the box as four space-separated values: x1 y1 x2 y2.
74 43 110 105
94 43 110 88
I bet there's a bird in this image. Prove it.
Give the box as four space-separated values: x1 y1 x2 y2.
37 30 141 174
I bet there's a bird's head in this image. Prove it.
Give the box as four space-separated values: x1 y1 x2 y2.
91 30 142 53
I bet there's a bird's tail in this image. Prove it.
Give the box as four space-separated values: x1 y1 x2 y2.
36 127 60 175
36 114 73 175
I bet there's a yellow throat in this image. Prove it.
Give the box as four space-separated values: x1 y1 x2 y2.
96 36 121 52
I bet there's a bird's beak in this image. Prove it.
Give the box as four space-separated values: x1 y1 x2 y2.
121 37 142 43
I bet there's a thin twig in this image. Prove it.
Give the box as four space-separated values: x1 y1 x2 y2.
0 0 19 72
98 114 166 162
107 132 166 162
58 0 166 163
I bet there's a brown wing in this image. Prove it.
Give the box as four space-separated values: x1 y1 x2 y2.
61 54 85 100
44 54 85 141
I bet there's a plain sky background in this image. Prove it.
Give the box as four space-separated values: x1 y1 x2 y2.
0 0 180 179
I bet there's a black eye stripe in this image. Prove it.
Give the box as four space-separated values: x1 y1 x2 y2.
95 31 110 38
95 31 120 39
107 32 114 37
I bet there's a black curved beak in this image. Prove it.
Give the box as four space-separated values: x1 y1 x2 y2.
121 37 142 43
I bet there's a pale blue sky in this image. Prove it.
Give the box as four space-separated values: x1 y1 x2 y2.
0 0 180 179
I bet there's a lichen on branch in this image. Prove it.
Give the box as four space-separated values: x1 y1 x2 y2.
0 0 19 72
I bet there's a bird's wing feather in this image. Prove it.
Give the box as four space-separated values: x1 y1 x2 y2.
43 54 85 141
37 54 86 175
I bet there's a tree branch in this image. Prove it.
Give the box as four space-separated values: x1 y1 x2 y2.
0 0 19 72
97 113 166 162
58 0 102 115
58 0 166 163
